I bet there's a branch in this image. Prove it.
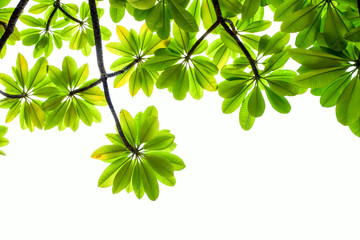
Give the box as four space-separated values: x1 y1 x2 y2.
0 0 29 52
88 0 137 154
0 90 24 99
186 21 220 59
211 0 260 78
102 78 137 154
106 59 139 78
58 4 83 24
88 0 106 77
45 5 59 31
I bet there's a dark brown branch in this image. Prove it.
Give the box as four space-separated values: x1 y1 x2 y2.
0 90 24 99
102 78 137 153
88 0 137 154
187 21 220 59
211 0 260 78
106 59 138 78
45 5 59 31
88 0 106 77
0 0 29 52
58 4 83 24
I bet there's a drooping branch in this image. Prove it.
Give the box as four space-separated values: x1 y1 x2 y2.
58 4 83 25
45 5 59 31
88 0 137 154
187 21 220 59
211 0 260 78
0 0 29 52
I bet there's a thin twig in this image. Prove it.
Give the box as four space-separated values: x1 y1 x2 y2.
211 0 260 78
0 90 24 99
187 21 220 59
106 59 138 78
88 0 137 154
0 0 29 52
45 5 59 31
58 4 83 24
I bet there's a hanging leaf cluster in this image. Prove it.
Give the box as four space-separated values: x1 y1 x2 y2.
0 54 106 132
92 106 185 201
19 1 111 57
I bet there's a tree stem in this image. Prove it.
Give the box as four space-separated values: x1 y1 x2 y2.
88 0 136 154
187 21 220 59
211 0 260 78
0 0 29 53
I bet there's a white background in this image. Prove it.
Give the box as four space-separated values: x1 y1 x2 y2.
0 1 359 240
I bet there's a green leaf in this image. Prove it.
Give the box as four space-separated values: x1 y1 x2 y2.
20 15 43 27
239 94 255 130
222 84 251 114
345 26 360 42
27 57 48 90
0 136 9 147
129 67 142 97
289 48 348 69
132 162 145 199
91 145 130 162
336 76 360 126
188 67 203 99
110 6 125 23
201 0 218 33
242 0 260 21
120 109 137 147
172 67 189 100
139 116 159 144
168 0 199 32
262 31 290 56
295 11 321 48
98 157 129 188
151 151 185 171
263 48 290 74
143 55 181 71
264 85 291 114
28 101 46 129
281 5 318 33
0 126 8 136
192 56 218 91
112 160 135 194
145 152 174 178
48 66 68 91
140 161 159 201
156 63 183 89
248 85 265 117
241 20 271 33
128 0 156 10
5 100 21 123
0 73 22 94
350 119 360 137
143 130 175 151
62 56 77 88
324 5 348 51
293 66 347 88
218 80 249 98
173 23 190 52
44 101 69 130
15 53 28 88
320 73 351 108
